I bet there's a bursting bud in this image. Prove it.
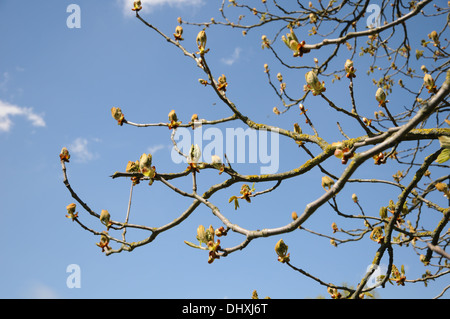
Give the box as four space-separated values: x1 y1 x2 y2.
275 239 290 263
375 87 387 106
428 30 440 46
139 153 155 178
423 74 437 93
261 35 270 49
331 222 338 233
327 286 341 299
304 70 326 96
211 155 224 174
132 0 142 11
168 109 178 123
321 176 335 191
276 73 283 82
111 107 125 126
421 65 429 73
352 193 358 203
188 144 201 164
168 109 181 129
174 25 184 41
217 74 228 91
211 154 222 165
60 147 70 162
420 254 429 265
66 203 78 221
126 160 139 173
196 225 207 244
282 27 309 57
96 231 111 252
100 209 112 229
345 59 356 78
379 206 388 219
196 30 208 54
190 113 200 129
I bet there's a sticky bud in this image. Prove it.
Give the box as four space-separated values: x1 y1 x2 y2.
60 147 70 162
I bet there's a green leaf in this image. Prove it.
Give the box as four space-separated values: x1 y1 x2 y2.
234 197 240 210
436 148 450 163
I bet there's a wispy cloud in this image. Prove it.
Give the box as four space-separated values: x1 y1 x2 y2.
69 137 100 163
0 99 46 132
24 282 60 299
147 144 168 154
0 72 9 92
121 0 204 13
221 47 242 66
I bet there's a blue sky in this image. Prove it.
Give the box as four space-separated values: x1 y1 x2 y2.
0 0 448 299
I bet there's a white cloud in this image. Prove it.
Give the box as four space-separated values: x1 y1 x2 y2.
221 47 242 66
121 0 204 13
0 99 46 132
69 137 99 163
